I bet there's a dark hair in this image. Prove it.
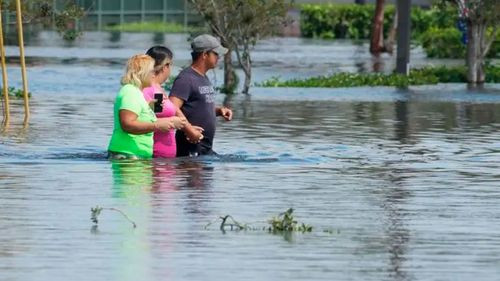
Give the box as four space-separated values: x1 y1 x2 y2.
146 45 173 74
191 51 204 62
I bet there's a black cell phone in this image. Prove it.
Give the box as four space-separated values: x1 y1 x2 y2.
154 93 163 113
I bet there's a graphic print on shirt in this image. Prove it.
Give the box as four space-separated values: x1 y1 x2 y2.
199 85 215 103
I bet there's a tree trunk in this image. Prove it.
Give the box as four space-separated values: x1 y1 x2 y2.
370 0 385 54
385 9 398 53
466 20 486 84
234 40 253 95
223 49 237 94
242 50 252 95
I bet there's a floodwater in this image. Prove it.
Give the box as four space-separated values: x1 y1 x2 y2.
1 31 500 281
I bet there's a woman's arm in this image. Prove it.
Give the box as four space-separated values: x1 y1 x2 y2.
119 109 184 134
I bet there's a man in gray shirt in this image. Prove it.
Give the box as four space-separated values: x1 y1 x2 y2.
169 34 233 157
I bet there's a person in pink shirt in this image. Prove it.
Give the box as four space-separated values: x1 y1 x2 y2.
143 46 203 158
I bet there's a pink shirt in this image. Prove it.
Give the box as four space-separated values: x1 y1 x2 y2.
143 84 177 158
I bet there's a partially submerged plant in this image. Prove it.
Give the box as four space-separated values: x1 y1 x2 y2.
267 208 313 233
204 215 250 232
0 87 32 99
205 208 315 234
90 205 136 228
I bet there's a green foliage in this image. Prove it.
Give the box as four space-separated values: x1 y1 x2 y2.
0 87 31 99
257 65 500 88
104 21 201 34
300 4 456 40
190 0 292 94
0 0 85 41
204 208 317 234
420 27 465 58
267 208 313 233
419 27 499 58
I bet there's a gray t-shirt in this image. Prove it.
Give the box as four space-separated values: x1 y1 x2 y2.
170 67 216 156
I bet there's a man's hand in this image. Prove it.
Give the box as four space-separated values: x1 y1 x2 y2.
185 125 204 144
217 106 233 121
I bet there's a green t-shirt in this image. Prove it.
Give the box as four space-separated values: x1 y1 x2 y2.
108 84 157 158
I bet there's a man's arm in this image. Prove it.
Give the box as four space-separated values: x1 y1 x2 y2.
216 106 233 121
169 96 204 143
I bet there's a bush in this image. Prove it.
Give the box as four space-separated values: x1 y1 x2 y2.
257 65 500 88
419 27 499 58
420 27 465 58
300 4 456 40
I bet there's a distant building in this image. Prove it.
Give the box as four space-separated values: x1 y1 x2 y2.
63 0 432 31
69 0 198 30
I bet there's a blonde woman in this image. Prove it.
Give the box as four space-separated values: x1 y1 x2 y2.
108 54 186 159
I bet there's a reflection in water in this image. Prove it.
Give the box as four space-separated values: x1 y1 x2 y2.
394 100 409 143
2 84 500 280
109 31 121 43
383 172 411 281
152 33 164 45
111 160 154 197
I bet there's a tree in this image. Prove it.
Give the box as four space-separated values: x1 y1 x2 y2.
189 0 292 95
0 0 84 40
370 0 397 55
442 0 499 84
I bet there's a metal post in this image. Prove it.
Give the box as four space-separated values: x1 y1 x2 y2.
141 0 145 23
183 0 188 32
396 0 411 75
0 4 10 128
97 0 102 31
163 0 168 23
120 0 124 28
15 0 29 126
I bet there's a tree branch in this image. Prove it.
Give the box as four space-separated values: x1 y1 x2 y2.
482 24 498 57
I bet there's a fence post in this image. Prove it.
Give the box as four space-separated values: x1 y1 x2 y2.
0 4 9 128
15 0 29 126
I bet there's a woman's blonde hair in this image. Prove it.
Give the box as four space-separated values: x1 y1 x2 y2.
121 54 155 88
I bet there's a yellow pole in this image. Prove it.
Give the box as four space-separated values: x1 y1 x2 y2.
0 4 10 128
15 0 29 127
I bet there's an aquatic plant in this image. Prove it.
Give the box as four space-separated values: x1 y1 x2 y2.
205 208 315 234
267 208 313 233
90 206 136 228
0 87 31 99
257 65 500 88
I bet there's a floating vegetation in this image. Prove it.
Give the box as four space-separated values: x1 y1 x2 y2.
267 208 313 233
0 87 32 99
205 208 320 234
90 206 136 228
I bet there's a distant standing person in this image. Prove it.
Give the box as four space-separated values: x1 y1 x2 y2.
169 34 233 157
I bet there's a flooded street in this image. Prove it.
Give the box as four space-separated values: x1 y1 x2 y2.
1 32 500 281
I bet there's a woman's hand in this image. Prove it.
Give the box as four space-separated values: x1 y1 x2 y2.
155 116 186 132
171 116 187 129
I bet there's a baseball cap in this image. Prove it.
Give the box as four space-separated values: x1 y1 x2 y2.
191 34 229 56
